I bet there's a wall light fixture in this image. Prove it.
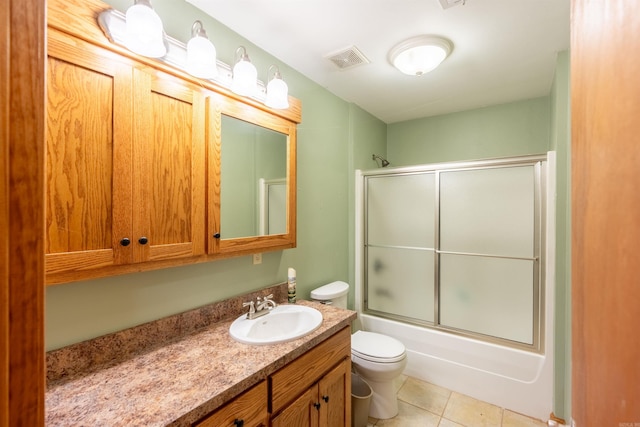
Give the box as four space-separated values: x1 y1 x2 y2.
388 35 452 76
265 65 289 110
231 46 258 97
98 9 291 110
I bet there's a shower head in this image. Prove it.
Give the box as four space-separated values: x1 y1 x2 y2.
372 154 390 168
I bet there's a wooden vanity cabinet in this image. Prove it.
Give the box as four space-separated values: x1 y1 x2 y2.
45 30 205 284
195 381 268 427
194 327 351 427
270 327 352 427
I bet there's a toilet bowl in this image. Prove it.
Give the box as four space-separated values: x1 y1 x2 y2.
351 330 407 419
310 282 407 420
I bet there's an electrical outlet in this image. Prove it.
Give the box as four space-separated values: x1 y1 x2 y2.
252 253 262 265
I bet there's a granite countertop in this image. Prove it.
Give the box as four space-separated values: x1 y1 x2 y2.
45 284 356 426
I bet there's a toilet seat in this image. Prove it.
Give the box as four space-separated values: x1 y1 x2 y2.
351 331 406 363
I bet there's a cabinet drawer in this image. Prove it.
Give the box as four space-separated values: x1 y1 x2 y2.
195 381 268 427
270 326 351 414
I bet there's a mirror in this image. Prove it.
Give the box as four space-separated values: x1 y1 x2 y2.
207 93 297 255
221 114 287 239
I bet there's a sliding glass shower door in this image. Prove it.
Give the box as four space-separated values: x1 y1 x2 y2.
365 173 436 322
363 157 544 350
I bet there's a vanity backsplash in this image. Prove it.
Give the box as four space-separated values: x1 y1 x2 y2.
47 283 288 385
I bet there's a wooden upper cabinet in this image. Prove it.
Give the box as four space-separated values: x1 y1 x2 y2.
45 30 205 283
44 0 301 285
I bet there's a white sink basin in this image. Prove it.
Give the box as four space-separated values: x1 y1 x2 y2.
229 304 323 345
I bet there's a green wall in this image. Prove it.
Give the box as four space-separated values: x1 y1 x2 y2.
45 0 385 350
550 51 571 420
387 97 550 165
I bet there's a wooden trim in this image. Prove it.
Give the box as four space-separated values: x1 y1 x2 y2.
549 412 566 425
45 244 295 286
1 0 46 425
1 2 9 424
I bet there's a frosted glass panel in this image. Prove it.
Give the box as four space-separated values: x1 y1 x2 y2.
440 166 535 257
367 246 434 322
367 173 435 248
439 254 534 344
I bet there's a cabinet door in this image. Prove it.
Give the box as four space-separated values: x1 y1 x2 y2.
131 69 205 262
196 381 268 427
318 359 350 427
271 386 319 427
45 30 134 276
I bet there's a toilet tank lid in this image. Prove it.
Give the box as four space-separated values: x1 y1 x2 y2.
310 281 349 300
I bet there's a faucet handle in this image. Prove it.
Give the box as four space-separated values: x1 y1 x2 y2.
242 301 255 314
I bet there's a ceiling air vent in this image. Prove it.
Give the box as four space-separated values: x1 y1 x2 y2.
438 0 466 9
326 46 370 70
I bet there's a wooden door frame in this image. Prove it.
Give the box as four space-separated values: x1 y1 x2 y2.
0 0 46 425
571 0 640 424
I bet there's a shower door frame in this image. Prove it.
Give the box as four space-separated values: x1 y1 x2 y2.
358 154 547 353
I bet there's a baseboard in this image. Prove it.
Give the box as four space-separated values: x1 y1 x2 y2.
549 412 567 425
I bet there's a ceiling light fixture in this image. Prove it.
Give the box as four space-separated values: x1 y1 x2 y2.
124 0 166 58
231 46 258 97
265 65 289 109
388 35 452 76
186 20 217 79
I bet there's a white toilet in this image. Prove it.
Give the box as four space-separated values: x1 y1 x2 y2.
311 281 407 420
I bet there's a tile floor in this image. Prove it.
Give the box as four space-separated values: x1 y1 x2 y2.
365 375 548 427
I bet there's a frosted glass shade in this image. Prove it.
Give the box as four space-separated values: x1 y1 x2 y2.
231 59 257 97
265 77 289 109
186 36 217 79
389 36 452 76
124 1 166 58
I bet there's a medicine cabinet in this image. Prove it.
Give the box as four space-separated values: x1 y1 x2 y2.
207 93 297 255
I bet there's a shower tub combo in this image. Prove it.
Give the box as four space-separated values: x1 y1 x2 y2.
354 153 556 421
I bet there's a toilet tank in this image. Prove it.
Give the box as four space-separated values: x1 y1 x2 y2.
310 281 349 309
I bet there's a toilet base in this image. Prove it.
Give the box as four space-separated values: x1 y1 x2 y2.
357 375 399 419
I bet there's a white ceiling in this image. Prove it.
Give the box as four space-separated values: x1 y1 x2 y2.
186 0 570 124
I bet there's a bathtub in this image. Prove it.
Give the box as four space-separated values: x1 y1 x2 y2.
357 313 553 421
353 155 556 422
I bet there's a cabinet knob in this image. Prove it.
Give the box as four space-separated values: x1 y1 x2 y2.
233 419 244 427
313 402 321 410
120 238 131 247
213 232 221 239
138 237 148 245
322 395 329 402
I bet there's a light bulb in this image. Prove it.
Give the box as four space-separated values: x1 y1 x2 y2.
124 0 166 58
186 21 217 79
265 75 289 109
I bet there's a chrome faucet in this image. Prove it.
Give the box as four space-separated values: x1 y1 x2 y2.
256 294 277 311
243 294 277 320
